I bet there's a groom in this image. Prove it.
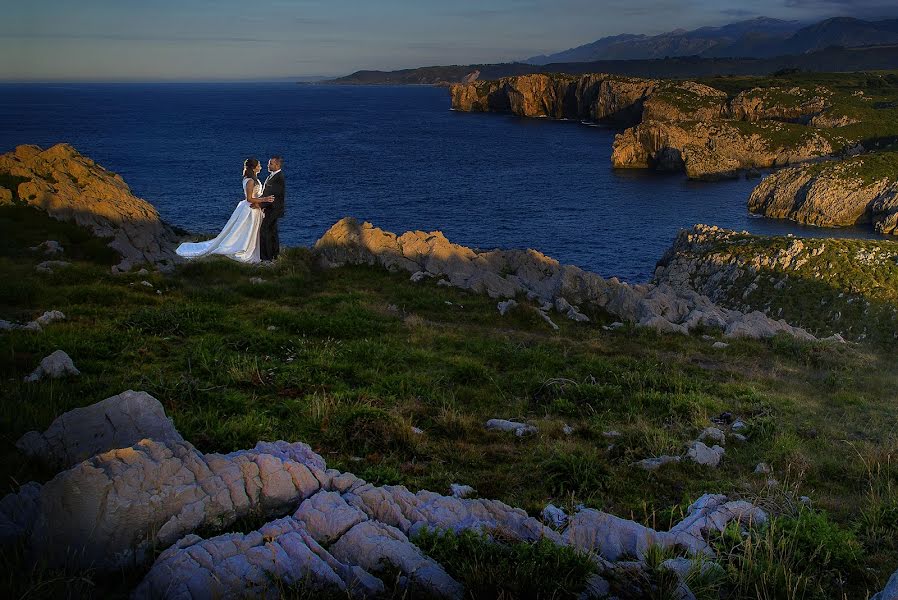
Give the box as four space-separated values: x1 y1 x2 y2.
260 155 286 261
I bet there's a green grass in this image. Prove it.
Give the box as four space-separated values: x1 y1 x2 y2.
413 527 597 598
1 205 897 598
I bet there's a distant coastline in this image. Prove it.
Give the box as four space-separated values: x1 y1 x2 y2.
326 44 898 85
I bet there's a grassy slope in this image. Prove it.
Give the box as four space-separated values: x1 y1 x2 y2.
1 205 897 598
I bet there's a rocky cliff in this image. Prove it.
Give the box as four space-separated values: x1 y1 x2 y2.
747 152 898 234
611 119 833 180
450 73 660 126
0 144 181 272
451 74 854 180
654 224 898 343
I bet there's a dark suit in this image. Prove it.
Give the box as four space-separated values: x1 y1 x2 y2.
260 170 285 260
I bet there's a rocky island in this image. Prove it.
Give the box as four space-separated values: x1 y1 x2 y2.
1 146 897 598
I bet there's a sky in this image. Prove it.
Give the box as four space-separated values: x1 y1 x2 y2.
2 0 898 81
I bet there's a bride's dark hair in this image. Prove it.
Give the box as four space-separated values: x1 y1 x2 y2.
242 157 260 180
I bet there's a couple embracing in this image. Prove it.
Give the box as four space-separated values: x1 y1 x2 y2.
176 156 286 264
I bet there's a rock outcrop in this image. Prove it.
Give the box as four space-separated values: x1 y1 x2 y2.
747 153 898 234
0 144 181 272
654 224 898 343
313 217 817 341
3 392 772 599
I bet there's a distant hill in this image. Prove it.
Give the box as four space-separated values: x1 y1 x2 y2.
327 44 898 85
524 17 898 64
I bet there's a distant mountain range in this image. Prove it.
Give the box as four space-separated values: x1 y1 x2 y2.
524 17 898 64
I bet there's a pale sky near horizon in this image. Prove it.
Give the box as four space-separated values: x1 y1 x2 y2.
2 0 898 81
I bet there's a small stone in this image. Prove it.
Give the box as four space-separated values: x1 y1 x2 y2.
140 280 153 288
137 268 149 275
635 455 681 470
436 279 451 287
30 240 63 255
754 462 772 474
603 430 621 438
485 418 538 436
686 441 725 467
411 426 424 435
579 574 610 599
799 496 811 505
249 277 265 284
24 350 80 382
497 299 518 316
35 260 71 274
603 322 624 331
699 427 726 446
536 309 559 331
267 325 277 331
712 341 729 349
731 433 747 442
562 424 574 436
409 271 428 283
541 503 568 529
449 483 475 499
731 420 747 432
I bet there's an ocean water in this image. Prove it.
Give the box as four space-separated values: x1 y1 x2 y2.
0 82 883 281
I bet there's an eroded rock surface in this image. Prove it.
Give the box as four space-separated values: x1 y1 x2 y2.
3 393 773 599
0 144 181 271
314 217 816 341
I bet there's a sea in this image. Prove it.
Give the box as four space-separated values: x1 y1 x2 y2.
0 82 883 282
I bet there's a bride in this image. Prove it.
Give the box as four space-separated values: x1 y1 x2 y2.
175 158 274 263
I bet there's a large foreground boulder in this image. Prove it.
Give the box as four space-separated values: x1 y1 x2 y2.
0 144 181 272
16 390 184 470
314 217 816 341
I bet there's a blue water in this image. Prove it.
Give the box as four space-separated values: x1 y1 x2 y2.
0 83 883 281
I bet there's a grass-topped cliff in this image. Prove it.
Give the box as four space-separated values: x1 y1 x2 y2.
2 204 898 598
656 225 898 345
452 70 898 180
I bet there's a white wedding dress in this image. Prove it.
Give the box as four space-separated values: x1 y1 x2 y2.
176 177 264 263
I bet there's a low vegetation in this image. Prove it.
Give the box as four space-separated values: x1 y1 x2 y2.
1 204 897 598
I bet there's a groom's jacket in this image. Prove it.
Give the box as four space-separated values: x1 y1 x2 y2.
262 171 286 218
